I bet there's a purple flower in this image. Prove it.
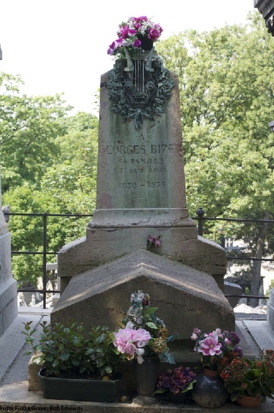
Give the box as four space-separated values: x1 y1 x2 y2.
234 346 243 357
107 41 117 55
128 29 137 37
154 24 163 33
228 332 240 346
119 25 128 39
133 39 141 48
148 28 160 41
136 16 148 21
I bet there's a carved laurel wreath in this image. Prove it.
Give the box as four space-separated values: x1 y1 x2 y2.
107 58 174 129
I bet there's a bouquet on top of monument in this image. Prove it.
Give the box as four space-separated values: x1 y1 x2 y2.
191 328 243 371
107 16 163 57
113 290 178 364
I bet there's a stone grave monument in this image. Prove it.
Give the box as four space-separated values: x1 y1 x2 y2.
0 163 17 336
52 43 234 341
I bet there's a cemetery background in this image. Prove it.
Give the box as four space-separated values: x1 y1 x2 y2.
1 4 274 410
2 11 274 311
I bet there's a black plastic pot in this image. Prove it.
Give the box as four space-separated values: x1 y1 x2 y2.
38 369 120 402
137 35 154 50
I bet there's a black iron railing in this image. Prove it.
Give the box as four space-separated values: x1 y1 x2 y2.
4 209 274 308
5 212 93 308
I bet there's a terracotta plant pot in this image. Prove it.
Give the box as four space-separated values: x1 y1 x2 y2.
237 396 261 408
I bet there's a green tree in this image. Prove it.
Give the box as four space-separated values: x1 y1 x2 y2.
41 112 98 214
157 11 274 306
0 72 71 191
2 112 98 287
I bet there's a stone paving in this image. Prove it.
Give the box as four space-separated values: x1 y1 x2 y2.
0 309 274 412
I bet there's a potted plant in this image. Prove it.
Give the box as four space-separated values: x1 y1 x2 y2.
22 320 124 402
154 366 196 404
107 16 163 58
191 328 243 372
220 350 274 407
190 328 243 408
113 290 178 397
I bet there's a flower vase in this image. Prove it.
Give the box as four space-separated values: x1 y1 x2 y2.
237 396 261 408
134 356 160 396
137 35 154 51
192 368 229 408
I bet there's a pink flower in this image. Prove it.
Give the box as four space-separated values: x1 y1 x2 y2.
128 29 137 37
133 39 141 48
191 333 198 341
119 25 128 39
113 328 151 360
198 335 222 356
107 41 117 55
154 24 163 33
132 328 151 345
148 28 160 41
136 16 148 21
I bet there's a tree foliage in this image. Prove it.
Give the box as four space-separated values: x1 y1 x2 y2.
157 12 274 304
0 73 71 190
1 73 98 287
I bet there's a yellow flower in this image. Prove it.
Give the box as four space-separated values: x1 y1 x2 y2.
152 337 167 353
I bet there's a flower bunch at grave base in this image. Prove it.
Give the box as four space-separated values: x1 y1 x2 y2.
107 16 163 58
154 366 197 395
220 350 274 402
115 290 177 364
191 328 242 371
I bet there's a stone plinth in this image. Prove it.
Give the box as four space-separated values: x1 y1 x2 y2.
53 249 234 339
58 68 227 294
267 288 274 329
0 211 17 336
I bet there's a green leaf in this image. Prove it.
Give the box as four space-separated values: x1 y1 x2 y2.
166 335 181 343
96 357 105 368
105 365 113 375
71 358 80 366
145 322 158 329
22 351 32 356
59 353 69 361
144 307 158 316
159 351 176 364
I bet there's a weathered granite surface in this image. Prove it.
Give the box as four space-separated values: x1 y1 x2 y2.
58 68 227 293
53 249 234 338
0 213 17 336
267 288 274 329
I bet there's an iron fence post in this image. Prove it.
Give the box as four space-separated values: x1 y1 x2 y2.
196 207 205 236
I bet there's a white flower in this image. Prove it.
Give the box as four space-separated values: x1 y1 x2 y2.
137 355 144 364
126 321 135 329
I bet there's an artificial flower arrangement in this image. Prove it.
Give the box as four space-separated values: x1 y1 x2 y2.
154 366 197 396
220 350 274 403
113 290 177 364
191 328 242 371
107 16 163 58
